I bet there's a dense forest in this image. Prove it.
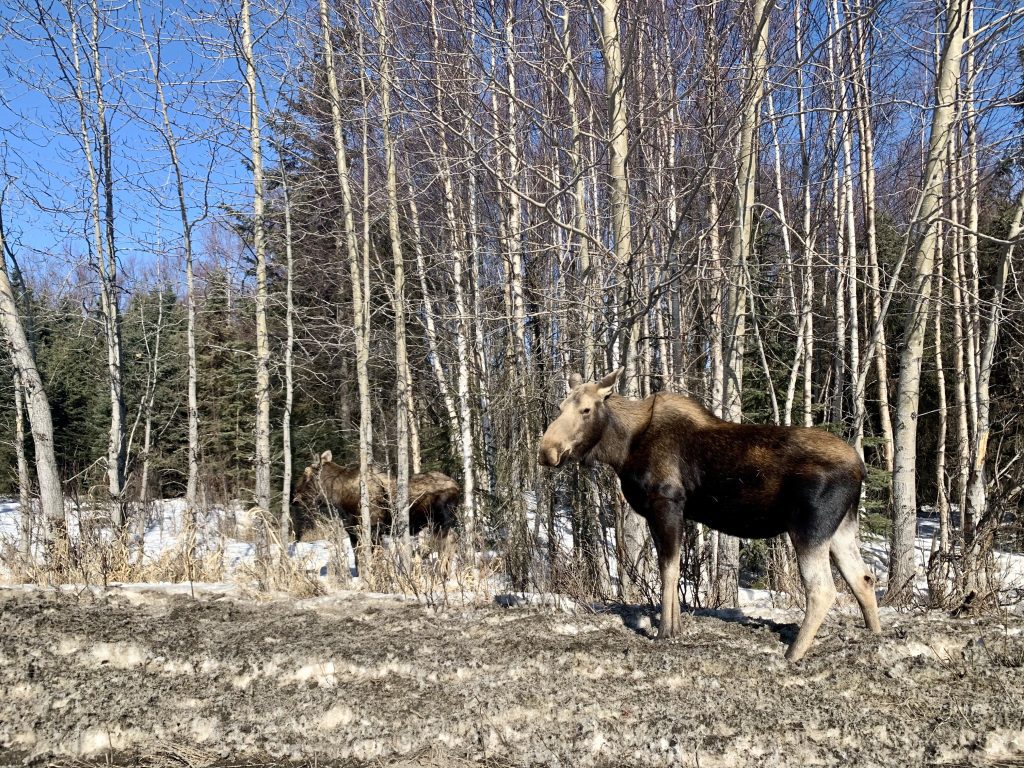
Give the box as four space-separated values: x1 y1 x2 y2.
0 0 1022 608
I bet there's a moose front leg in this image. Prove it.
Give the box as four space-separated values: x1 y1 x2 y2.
649 510 685 639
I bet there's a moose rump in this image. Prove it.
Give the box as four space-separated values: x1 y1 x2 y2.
538 370 881 662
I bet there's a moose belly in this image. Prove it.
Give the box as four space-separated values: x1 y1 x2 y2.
684 481 791 539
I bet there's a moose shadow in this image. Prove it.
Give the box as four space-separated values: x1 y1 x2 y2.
603 601 799 650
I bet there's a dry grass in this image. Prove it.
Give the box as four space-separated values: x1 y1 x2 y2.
365 532 503 607
2 515 225 590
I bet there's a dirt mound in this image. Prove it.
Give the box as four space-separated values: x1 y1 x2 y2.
1 588 1023 767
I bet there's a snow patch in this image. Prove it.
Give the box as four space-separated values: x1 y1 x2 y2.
319 704 356 730
75 725 149 755
89 641 149 668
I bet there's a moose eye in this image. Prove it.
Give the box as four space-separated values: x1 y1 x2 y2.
580 407 592 416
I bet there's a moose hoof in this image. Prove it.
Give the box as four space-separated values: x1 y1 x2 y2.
784 645 806 663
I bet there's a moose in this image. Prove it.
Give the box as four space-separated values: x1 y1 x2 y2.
291 450 461 548
538 369 881 662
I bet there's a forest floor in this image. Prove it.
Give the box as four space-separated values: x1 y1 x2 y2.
1 586 1024 768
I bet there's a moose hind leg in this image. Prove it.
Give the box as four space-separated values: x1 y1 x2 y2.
829 515 881 633
787 540 837 662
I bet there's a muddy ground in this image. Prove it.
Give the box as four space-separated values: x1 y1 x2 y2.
1 587 1023 768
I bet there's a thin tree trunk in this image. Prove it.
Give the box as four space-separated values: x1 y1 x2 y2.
933 233 950 557
889 0 968 605
321 0 372 574
137 293 165 548
598 0 646 602
0 220 67 571
427 0 477 535
719 0 770 608
375 0 411 555
280 162 295 545
88 0 126 519
14 368 32 566
133 0 201 542
57 0 125 521
407 180 459 446
847 0 894 471
240 0 271 547
961 187 1024 599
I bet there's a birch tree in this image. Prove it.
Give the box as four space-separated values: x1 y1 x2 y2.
0 196 67 569
318 0 374 569
889 0 969 604
374 0 411 553
134 0 201 537
718 0 771 608
598 0 647 601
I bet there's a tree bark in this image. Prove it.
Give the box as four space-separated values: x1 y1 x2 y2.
134 0 201 542
239 0 272 543
0 218 67 571
375 0 411 555
321 0 373 573
888 0 969 605
719 0 770 608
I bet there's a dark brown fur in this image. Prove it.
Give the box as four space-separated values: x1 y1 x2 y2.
538 370 881 661
408 471 461 535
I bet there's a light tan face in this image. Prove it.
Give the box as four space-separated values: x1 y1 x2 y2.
538 369 620 467
292 450 332 505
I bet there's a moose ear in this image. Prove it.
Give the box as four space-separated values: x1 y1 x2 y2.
568 372 583 390
320 449 333 464
596 368 622 399
303 466 313 478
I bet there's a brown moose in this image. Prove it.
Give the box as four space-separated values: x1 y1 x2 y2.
291 451 390 544
537 369 881 662
291 450 460 548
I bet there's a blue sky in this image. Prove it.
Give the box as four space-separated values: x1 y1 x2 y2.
0 0 294 291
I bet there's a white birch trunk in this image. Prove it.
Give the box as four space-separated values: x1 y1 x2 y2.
322 0 373 572
375 0 411 552
598 0 647 601
240 0 271 540
133 0 202 536
889 0 968 604
0 227 67 569
280 163 295 544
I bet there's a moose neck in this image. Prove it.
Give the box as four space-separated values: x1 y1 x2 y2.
587 394 656 472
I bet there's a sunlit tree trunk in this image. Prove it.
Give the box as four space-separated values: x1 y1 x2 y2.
598 0 646 601
14 369 32 565
136 294 164 543
407 181 459 450
134 0 201 539
280 162 295 544
51 0 125 521
238 0 271 547
428 0 477 535
718 0 770 608
961 188 1024 599
847 0 893 471
933 233 950 556
375 0 411 554
0 220 67 570
321 0 372 571
889 0 968 605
